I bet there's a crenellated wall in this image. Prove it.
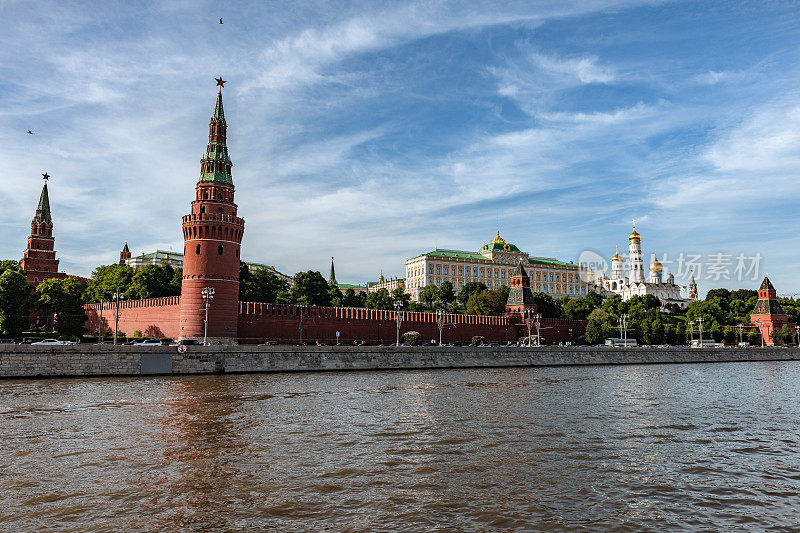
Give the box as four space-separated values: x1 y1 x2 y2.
83 299 586 344
85 297 182 339
237 302 585 344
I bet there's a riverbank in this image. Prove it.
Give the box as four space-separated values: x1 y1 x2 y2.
1 345 799 378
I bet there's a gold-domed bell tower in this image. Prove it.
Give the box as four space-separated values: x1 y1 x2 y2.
628 221 644 283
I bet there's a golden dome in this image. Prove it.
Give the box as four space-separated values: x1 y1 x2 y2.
650 254 662 272
611 245 622 262
628 228 640 242
490 231 506 244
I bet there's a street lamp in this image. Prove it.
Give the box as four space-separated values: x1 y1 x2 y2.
619 313 629 347
113 292 125 345
201 287 215 346
524 309 534 346
298 304 307 345
796 325 799 347
436 307 445 346
395 300 403 346
736 324 745 345
97 300 104 344
534 312 542 346
687 321 695 344
697 317 704 347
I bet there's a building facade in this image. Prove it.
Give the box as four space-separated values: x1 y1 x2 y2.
367 272 405 294
405 232 588 302
590 224 689 310
20 176 66 286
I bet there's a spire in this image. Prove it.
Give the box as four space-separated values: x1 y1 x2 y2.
199 78 233 185
123 241 129 253
212 86 226 124
328 256 337 285
33 182 52 224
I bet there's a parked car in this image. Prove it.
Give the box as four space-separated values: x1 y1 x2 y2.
0 339 15 345
170 339 202 347
32 339 66 345
134 339 162 346
259 340 279 346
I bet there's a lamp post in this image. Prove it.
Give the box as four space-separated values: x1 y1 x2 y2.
298 304 307 345
113 292 124 345
687 321 695 345
395 300 403 346
736 324 744 345
201 287 215 346
697 317 704 347
534 312 542 346
619 313 629 347
796 325 799 347
436 307 445 346
524 309 534 346
569 327 573 346
97 301 104 344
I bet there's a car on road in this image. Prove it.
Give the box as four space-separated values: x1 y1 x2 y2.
32 339 69 345
134 339 163 346
170 339 202 347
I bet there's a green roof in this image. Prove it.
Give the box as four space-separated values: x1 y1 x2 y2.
134 250 184 261
422 250 490 261
529 257 575 267
199 88 233 186
481 241 520 252
338 283 365 289
33 183 52 224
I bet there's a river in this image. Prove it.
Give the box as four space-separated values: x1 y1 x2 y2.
2 362 800 531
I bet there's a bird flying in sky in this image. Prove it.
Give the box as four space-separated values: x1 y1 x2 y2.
27 130 33 135
219 18 223 24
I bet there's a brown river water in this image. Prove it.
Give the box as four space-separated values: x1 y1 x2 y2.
2 362 800 531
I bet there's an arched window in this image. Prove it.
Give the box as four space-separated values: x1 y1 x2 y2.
235 248 239 258
196 244 201 255
200 205 205 214
218 245 223 255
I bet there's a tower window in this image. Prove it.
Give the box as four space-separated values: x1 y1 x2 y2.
218 245 223 255
200 205 205 214
218 207 223 214
196 244 201 255
235 249 239 258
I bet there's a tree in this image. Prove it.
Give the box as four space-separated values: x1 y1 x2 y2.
705 288 731 301
240 264 289 304
585 308 617 344
329 285 343 307
602 294 626 316
419 285 438 308
126 264 180 300
532 292 562 318
438 281 455 306
771 327 785 346
747 329 762 346
290 271 331 306
85 263 135 302
731 289 757 302
457 282 487 306
0 260 20 276
391 287 410 310
37 276 87 338
365 288 393 310
466 289 507 316
0 269 33 338
723 325 736 345
342 288 366 308
562 294 601 320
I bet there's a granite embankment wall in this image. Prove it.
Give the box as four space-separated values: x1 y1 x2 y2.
1 345 799 379
83 300 586 344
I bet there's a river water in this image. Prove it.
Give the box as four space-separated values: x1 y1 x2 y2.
2 362 800 531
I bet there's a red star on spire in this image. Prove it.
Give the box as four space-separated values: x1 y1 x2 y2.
215 76 226 88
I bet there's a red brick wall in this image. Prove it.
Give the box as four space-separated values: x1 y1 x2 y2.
82 299 586 344
84 297 181 339
237 302 586 345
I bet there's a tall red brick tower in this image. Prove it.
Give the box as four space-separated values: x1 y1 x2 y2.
20 173 66 286
119 241 131 264
504 260 537 318
178 78 245 343
750 275 788 346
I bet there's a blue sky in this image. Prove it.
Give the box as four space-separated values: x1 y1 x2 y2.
2 0 799 297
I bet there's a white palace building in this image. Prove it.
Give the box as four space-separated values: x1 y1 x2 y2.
405 232 589 302
588 223 691 310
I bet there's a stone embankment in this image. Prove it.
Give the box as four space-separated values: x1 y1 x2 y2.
1 345 799 379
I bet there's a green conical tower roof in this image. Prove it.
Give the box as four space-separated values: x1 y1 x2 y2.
33 182 52 224
212 87 226 124
199 84 233 186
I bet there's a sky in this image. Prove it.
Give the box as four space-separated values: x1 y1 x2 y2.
1 0 799 297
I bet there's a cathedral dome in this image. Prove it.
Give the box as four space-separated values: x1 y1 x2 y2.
490 231 506 244
628 228 640 242
650 255 662 272
612 251 622 262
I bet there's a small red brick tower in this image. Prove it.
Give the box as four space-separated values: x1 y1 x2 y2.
119 241 131 264
178 78 245 343
750 275 788 346
20 173 66 286
505 260 537 318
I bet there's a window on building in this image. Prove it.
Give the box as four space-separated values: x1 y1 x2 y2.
200 205 205 214
196 244 200 254
218 245 223 255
